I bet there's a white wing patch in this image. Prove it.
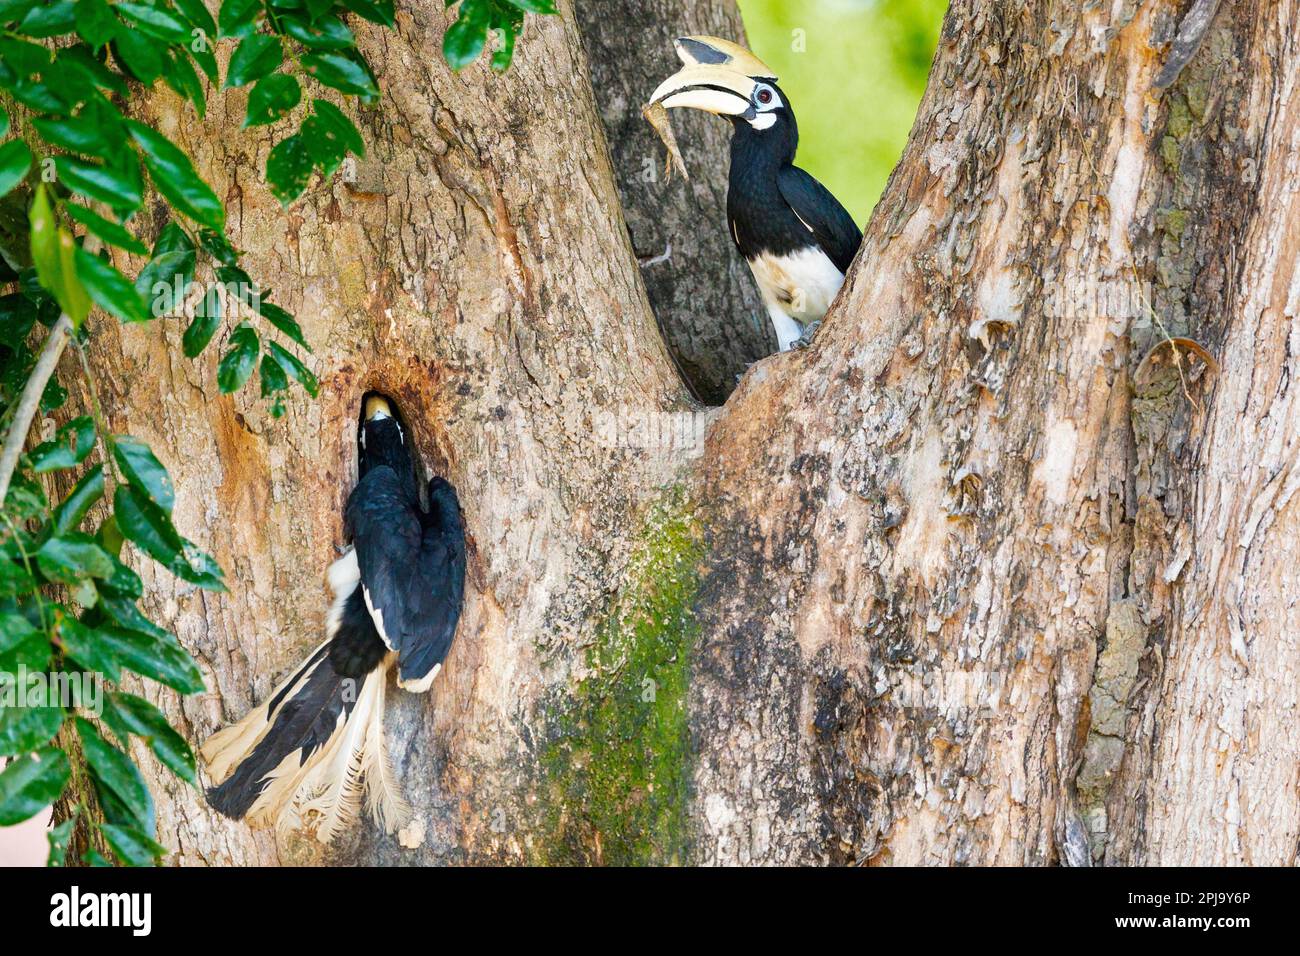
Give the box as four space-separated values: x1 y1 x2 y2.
325 550 360 638
398 663 440 694
362 585 395 651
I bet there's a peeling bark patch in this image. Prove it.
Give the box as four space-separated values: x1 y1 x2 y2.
894 432 949 587
533 488 703 864
1033 419 1079 506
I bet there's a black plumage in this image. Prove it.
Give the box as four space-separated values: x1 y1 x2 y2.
650 36 864 351
201 396 465 840
725 81 861 277
346 463 465 691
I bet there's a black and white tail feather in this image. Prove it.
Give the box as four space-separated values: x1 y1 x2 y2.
201 396 466 843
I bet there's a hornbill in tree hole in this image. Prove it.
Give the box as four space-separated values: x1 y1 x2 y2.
649 36 862 352
201 395 466 842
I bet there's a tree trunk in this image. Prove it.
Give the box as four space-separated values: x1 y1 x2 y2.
64 0 1300 866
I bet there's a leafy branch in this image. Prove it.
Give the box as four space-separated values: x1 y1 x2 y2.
0 0 555 865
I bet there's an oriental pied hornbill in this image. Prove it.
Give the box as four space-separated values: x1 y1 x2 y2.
201 395 466 842
650 36 862 351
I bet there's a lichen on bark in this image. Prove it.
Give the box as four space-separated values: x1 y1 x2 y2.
533 486 703 864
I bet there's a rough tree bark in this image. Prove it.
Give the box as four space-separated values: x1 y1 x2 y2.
55 0 1300 865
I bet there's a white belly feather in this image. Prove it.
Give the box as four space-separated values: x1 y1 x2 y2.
746 247 845 350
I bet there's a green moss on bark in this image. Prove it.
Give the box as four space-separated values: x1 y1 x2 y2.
535 487 703 865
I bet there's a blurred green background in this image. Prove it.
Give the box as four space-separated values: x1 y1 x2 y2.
737 0 948 225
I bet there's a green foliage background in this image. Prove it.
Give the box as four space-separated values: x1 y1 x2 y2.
739 0 948 225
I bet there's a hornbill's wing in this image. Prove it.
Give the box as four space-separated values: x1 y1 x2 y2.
778 165 863 276
389 527 465 690
344 465 465 692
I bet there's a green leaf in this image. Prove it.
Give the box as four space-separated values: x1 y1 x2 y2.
0 35 51 75
339 0 393 25
0 747 70 826
100 822 166 865
0 702 63 757
225 33 282 87
215 262 256 303
99 625 204 694
311 99 364 156
116 2 190 43
258 300 308 349
75 247 152 323
112 484 224 590
300 51 379 98
95 554 141 601
76 717 153 831
0 0 41 28
163 48 207 118
217 0 259 38
443 0 490 71
301 113 347 177
217 321 258 392
16 0 76 37
265 133 312 205
183 284 221 357
281 13 355 51
127 120 225 232
53 464 105 535
0 139 32 199
267 340 318 397
0 293 37 345
75 0 117 47
112 483 183 568
189 41 218 85
34 110 123 161
113 28 165 84
490 19 518 72
0 610 48 672
244 73 300 128
302 0 333 21
135 221 196 315
4 471 49 519
28 415 95 474
36 533 115 583
54 155 144 211
172 0 215 35
104 692 195 782
47 815 74 866
29 185 92 327
502 0 555 13
113 437 175 512
197 228 237 265
56 615 121 681
7 79 68 114
0 559 36 598
56 43 129 94
259 348 287 397
65 205 148 256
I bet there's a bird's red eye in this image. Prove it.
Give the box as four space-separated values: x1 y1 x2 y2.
757 88 773 105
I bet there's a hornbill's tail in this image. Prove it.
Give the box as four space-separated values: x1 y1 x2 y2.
200 555 409 842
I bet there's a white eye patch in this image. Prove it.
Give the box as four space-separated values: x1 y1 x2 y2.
753 84 783 111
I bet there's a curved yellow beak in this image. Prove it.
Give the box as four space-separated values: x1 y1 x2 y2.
364 395 392 421
649 35 778 117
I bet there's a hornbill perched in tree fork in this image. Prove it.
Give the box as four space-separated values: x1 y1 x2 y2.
202 396 466 842
650 36 862 352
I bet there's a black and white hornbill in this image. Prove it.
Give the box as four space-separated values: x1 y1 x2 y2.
201 395 466 842
650 36 862 351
